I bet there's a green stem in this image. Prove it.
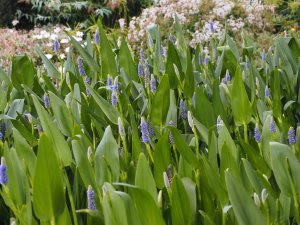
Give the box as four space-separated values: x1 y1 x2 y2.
63 170 78 225
146 144 154 163
192 127 200 159
50 217 56 225
172 145 179 166
243 122 248 144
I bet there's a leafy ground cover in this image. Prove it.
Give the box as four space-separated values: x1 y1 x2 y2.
0 18 300 225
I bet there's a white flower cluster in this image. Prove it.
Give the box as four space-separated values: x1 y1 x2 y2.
127 0 270 49
190 20 224 48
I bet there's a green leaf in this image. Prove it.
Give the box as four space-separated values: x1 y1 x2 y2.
32 95 72 166
33 133 65 221
183 49 195 98
166 41 181 88
168 126 199 168
119 38 138 83
150 74 170 125
95 126 119 187
72 139 97 189
0 86 7 112
11 55 35 91
118 192 142 225
86 84 119 124
35 47 60 78
270 68 282 118
128 104 141 160
225 171 266 225
127 186 166 225
13 128 36 177
231 65 252 126
154 132 171 189
103 190 128 225
135 153 157 203
67 33 100 73
98 24 117 77
48 92 73 136
171 176 192 225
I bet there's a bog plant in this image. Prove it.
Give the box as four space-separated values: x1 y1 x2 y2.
0 17 300 225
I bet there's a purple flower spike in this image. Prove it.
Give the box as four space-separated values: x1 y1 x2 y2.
0 157 8 185
150 75 156 93
111 92 117 107
138 62 143 77
94 29 100 45
264 86 270 99
77 56 86 76
270 117 276 133
209 19 214 33
43 94 50 109
168 121 174 145
54 38 59 54
254 123 261 142
169 34 175 44
87 185 96 210
288 127 296 145
139 49 145 63
107 75 113 89
140 117 150 143
225 70 230 82
179 99 187 120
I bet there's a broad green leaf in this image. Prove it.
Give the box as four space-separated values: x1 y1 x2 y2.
33 133 65 221
181 178 197 223
128 104 141 160
103 190 128 225
150 74 170 125
67 33 100 73
48 92 73 136
168 126 199 168
35 47 60 78
171 176 192 225
127 186 166 225
0 86 7 111
119 38 138 83
72 139 97 189
135 153 157 204
231 65 252 126
86 84 119 124
270 68 282 118
270 142 300 197
166 41 181 88
13 128 36 177
118 192 142 225
183 49 195 98
11 55 35 91
154 132 171 189
225 171 266 225
32 95 72 166
98 24 117 77
95 126 119 187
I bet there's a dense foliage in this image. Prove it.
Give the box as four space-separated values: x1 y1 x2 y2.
0 18 300 225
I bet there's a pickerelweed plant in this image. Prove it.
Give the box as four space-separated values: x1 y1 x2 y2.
0 17 300 225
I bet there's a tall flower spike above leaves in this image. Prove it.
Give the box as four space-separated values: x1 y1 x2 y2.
150 74 156 93
270 117 276 133
0 157 8 185
169 34 175 44
54 38 59 54
87 185 96 210
94 29 100 45
77 56 86 76
209 19 214 33
107 75 113 89
43 93 50 109
254 123 261 142
140 117 150 143
168 121 174 145
139 49 145 63
111 91 117 107
179 99 187 120
288 127 296 145
225 70 230 82
264 86 270 99
138 62 143 77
